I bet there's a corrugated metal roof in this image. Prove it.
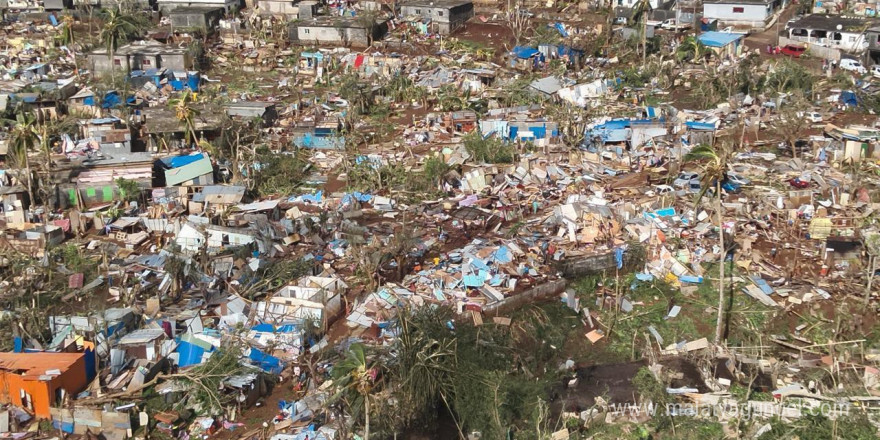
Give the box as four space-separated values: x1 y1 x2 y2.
165 157 213 186
117 328 166 345
0 352 85 379
192 185 245 204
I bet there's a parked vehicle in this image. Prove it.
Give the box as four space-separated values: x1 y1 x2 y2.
780 44 806 58
788 178 811 189
673 171 700 188
777 140 811 157
692 179 742 194
801 112 822 123
840 59 867 75
725 172 751 186
653 184 675 195
660 19 692 31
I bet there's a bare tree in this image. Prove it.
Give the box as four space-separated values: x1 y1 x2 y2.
506 0 530 46
772 97 811 159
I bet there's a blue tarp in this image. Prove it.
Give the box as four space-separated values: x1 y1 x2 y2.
177 340 206 368
252 323 275 332
614 247 624 269
554 23 569 38
342 191 373 205
84 348 96 382
102 91 121 108
249 348 284 374
187 73 200 92
511 46 540 59
685 121 717 131
636 273 655 281
840 91 858 107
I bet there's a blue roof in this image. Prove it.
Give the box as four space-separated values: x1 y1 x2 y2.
511 46 540 59
698 32 744 48
166 153 206 168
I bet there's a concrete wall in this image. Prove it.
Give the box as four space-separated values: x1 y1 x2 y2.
703 2 770 27
171 10 223 29
294 25 370 46
400 2 474 34
555 250 641 278
159 53 192 71
788 29 866 53
482 279 567 316
257 0 300 15
157 0 239 12
88 54 130 74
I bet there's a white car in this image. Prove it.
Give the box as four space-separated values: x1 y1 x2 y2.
804 112 823 123
653 184 675 194
673 171 699 188
840 59 867 75
726 172 751 186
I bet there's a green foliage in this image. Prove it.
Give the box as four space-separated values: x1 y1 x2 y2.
619 66 652 88
336 73 372 115
422 155 450 183
330 343 377 427
175 344 251 415
463 130 514 164
758 413 878 440
765 59 814 96
676 36 708 63
254 150 309 197
259 258 314 291
115 177 140 202
632 368 666 403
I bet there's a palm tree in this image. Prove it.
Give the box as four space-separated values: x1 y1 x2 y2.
5 112 39 207
677 36 708 65
393 308 464 437
684 143 733 345
168 90 200 150
631 0 653 62
331 344 378 440
99 7 141 83
59 16 79 78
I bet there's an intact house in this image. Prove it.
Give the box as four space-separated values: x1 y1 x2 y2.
400 0 474 35
257 0 318 16
87 41 193 76
156 0 241 12
0 352 91 419
788 15 874 53
169 6 225 31
698 31 746 58
289 16 388 47
702 0 780 30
